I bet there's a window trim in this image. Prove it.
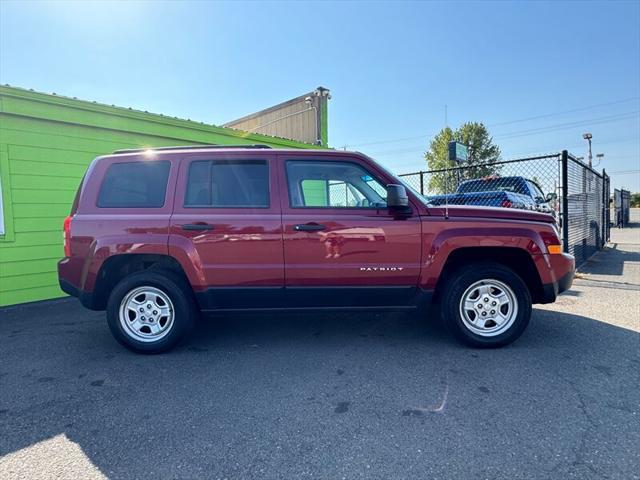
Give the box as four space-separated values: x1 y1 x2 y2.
96 160 171 209
285 159 388 210
183 158 271 209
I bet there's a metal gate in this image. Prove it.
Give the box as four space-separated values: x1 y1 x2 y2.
613 188 631 227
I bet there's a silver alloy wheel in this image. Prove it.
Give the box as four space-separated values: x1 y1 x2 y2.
459 279 518 337
118 286 175 343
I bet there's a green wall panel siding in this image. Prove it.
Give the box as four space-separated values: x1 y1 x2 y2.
12 189 76 204
0 85 326 307
11 204 71 218
9 159 89 177
11 175 81 191
0 258 58 277
6 232 62 247
1 244 62 262
9 144 101 164
0 285 66 306
13 217 66 233
0 271 58 293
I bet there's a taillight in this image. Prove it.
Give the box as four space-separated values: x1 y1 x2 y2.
501 199 513 208
63 215 72 257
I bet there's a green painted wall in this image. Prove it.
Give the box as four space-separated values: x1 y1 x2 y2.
0 86 324 307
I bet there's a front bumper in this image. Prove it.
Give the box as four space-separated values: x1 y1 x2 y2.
540 256 575 304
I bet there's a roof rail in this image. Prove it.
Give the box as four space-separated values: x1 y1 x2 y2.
112 144 273 154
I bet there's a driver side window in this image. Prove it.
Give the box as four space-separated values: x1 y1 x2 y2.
287 161 387 208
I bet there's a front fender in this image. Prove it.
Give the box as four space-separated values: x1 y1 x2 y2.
420 226 546 289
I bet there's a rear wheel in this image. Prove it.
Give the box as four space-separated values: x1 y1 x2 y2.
440 262 531 348
106 270 197 353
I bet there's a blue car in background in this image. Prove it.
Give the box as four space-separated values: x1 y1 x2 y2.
426 176 557 216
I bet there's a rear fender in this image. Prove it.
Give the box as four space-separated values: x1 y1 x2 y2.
79 235 169 292
167 235 207 290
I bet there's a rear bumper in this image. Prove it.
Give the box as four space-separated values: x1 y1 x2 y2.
59 278 99 310
59 277 79 298
58 260 100 310
540 254 575 304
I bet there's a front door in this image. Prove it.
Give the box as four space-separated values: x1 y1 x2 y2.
169 152 284 309
278 154 422 307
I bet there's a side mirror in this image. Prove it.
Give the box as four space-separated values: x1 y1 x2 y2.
545 192 557 202
386 184 409 208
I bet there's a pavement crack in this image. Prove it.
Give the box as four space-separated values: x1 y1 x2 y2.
551 372 610 478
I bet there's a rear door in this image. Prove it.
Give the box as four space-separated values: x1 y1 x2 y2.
278 154 422 308
169 152 284 309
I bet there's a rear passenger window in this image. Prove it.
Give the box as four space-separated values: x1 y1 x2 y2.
97 161 170 208
184 160 269 208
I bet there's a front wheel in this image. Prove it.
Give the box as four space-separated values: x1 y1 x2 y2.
106 270 197 354
440 262 532 348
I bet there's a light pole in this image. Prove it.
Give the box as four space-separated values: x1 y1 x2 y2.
583 133 593 167
595 153 604 167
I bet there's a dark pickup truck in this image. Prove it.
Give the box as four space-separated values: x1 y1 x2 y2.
427 176 557 215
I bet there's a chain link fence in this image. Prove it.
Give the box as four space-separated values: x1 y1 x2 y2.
398 150 610 266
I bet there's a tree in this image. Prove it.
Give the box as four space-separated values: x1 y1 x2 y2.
631 192 640 208
424 122 501 194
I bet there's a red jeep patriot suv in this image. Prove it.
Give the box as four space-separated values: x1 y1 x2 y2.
58 145 574 353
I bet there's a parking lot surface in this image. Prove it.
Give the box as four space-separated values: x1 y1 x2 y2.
1 227 639 480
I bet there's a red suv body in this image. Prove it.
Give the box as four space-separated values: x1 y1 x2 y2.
58 146 574 353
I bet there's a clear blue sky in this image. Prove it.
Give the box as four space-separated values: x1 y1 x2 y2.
1 0 639 190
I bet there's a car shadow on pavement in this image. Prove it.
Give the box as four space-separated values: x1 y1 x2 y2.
1 301 639 479
578 242 640 277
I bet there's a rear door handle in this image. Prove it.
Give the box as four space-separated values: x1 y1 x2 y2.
182 223 214 231
294 223 326 232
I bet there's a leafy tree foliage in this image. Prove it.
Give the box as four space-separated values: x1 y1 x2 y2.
424 122 501 194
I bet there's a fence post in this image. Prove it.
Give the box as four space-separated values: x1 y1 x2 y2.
419 171 424 195
602 169 607 247
561 150 569 253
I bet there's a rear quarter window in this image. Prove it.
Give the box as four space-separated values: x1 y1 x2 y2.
97 161 171 208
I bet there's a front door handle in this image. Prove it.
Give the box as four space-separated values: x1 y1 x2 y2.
182 223 214 231
294 223 327 232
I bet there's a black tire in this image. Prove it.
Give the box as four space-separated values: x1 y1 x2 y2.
106 270 197 354
440 262 532 348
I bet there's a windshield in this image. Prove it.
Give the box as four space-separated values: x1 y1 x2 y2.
458 178 527 195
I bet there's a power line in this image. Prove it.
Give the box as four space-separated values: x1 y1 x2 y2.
495 111 638 140
365 113 639 157
342 96 639 149
345 133 433 149
487 97 639 127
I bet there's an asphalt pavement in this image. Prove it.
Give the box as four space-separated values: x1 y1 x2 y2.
1 226 639 480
